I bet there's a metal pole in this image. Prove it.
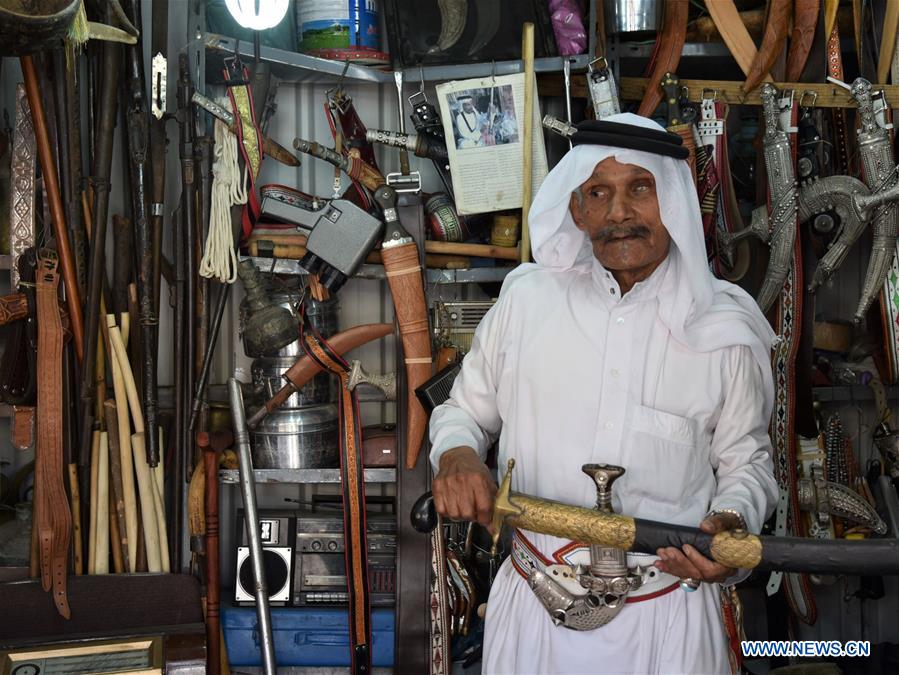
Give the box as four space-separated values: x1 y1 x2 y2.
228 377 276 675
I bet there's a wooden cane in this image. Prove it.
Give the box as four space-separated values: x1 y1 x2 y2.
109 488 124 573
520 22 535 264
107 317 161 573
105 320 138 572
104 400 130 572
20 55 84 363
95 432 110 574
198 431 222 675
88 429 100 574
67 464 83 575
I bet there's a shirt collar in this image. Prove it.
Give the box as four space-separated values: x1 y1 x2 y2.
589 254 672 307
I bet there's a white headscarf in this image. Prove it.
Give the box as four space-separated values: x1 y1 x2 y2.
517 112 776 418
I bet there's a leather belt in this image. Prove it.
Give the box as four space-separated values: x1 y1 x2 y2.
301 317 372 675
511 529 679 603
34 251 71 619
764 93 817 626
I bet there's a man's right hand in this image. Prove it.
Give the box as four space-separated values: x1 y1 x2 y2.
432 446 497 527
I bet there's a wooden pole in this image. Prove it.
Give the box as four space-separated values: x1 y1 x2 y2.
95 432 110 574
67 464 83 575
104 400 130 572
88 430 100 574
520 22 535 264
105 318 138 572
19 55 84 362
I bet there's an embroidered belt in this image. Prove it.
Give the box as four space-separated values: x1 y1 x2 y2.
511 529 679 603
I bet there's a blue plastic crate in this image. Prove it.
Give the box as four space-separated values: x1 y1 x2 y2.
222 605 395 667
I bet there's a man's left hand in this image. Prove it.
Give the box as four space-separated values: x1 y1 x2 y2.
653 513 742 584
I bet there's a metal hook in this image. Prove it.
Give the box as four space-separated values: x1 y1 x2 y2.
223 38 250 85
799 90 818 110
701 87 718 101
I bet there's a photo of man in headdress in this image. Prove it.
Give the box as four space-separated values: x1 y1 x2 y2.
449 86 519 150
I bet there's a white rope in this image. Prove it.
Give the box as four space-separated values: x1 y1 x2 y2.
199 109 248 283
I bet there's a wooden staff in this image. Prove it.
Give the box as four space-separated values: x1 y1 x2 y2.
520 22 535 264
248 234 520 262
105 319 138 572
88 429 100 574
95 432 110 574
109 488 124 573
108 317 169 572
19 55 84 363
199 431 230 675
67 464 83 575
104 400 130 572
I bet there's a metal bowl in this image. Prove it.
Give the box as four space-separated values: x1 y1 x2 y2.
250 404 339 469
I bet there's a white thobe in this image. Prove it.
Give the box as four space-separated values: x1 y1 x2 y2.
456 110 483 148
429 255 778 675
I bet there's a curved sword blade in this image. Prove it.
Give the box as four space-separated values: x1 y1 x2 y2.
468 0 501 55
434 0 468 52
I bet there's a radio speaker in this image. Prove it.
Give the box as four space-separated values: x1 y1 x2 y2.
234 546 292 604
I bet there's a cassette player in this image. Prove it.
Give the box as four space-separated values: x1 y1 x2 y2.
235 506 396 608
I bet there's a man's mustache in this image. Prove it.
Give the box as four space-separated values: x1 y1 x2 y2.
591 224 651 242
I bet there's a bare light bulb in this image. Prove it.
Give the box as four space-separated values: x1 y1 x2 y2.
224 0 290 31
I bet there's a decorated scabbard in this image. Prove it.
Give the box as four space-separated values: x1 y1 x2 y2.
293 138 385 192
479 461 899 576
742 0 791 93
373 186 432 470
847 80 899 323
192 91 298 167
755 84 798 313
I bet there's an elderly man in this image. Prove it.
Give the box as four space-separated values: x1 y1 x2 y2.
429 113 778 674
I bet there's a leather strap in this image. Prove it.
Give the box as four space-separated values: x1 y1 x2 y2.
301 319 372 675
34 251 71 619
325 93 376 209
224 64 263 238
786 0 821 82
636 1 688 117
429 520 451 675
766 95 817 625
827 22 852 174
743 0 792 93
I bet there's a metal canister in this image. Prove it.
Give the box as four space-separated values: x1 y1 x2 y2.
296 0 389 63
603 0 662 34
252 357 335 408
250 404 340 469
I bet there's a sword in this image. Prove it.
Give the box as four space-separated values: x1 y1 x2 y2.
413 460 899 576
